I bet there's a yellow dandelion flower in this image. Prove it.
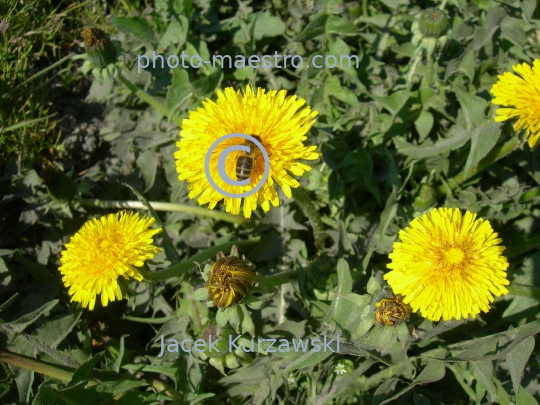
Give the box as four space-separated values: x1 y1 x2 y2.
174 85 320 218
59 211 162 310
491 59 540 149
384 207 510 322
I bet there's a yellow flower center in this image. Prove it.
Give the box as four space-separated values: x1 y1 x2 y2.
444 247 465 264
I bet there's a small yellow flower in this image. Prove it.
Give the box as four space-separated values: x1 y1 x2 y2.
384 208 510 322
174 85 319 218
59 211 162 310
491 59 540 149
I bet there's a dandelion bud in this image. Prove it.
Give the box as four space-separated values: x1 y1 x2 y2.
372 289 411 327
83 28 117 69
206 255 255 310
418 8 449 39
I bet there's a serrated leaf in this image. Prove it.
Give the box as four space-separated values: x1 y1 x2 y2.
455 90 488 129
136 150 159 192
506 336 535 394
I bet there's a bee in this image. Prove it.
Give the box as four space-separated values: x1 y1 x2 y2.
374 294 411 327
235 135 263 181
205 256 255 310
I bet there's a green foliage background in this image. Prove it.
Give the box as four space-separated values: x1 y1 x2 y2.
1 0 540 404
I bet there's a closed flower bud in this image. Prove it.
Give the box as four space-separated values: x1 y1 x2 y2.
418 8 449 39
83 28 117 69
206 255 255 310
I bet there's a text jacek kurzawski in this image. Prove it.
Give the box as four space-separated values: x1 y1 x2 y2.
157 334 340 357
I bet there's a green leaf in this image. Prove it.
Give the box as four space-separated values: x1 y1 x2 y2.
159 18 188 49
463 122 501 177
166 70 193 113
112 17 155 42
71 352 104 383
240 305 255 338
394 126 470 158
506 336 535 394
0 300 58 339
191 69 222 100
0 293 18 313
253 12 285 39
379 361 446 404
191 288 208 300
227 306 241 334
136 150 159 192
470 360 496 403
500 16 525 47
283 349 332 372
414 110 434 143
455 90 488 129
295 14 329 42
372 90 410 117
521 0 536 19
516 386 538 405
326 15 358 36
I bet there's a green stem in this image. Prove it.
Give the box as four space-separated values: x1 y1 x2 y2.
79 198 253 226
266 270 298 288
149 239 260 281
0 350 73 383
123 315 174 323
116 72 184 127
291 188 326 250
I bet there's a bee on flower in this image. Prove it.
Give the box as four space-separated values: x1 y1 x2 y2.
174 85 320 218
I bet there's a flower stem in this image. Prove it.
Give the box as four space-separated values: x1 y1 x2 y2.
0 350 73 383
79 198 253 226
266 270 298 288
116 71 184 127
149 239 260 281
123 315 174 323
